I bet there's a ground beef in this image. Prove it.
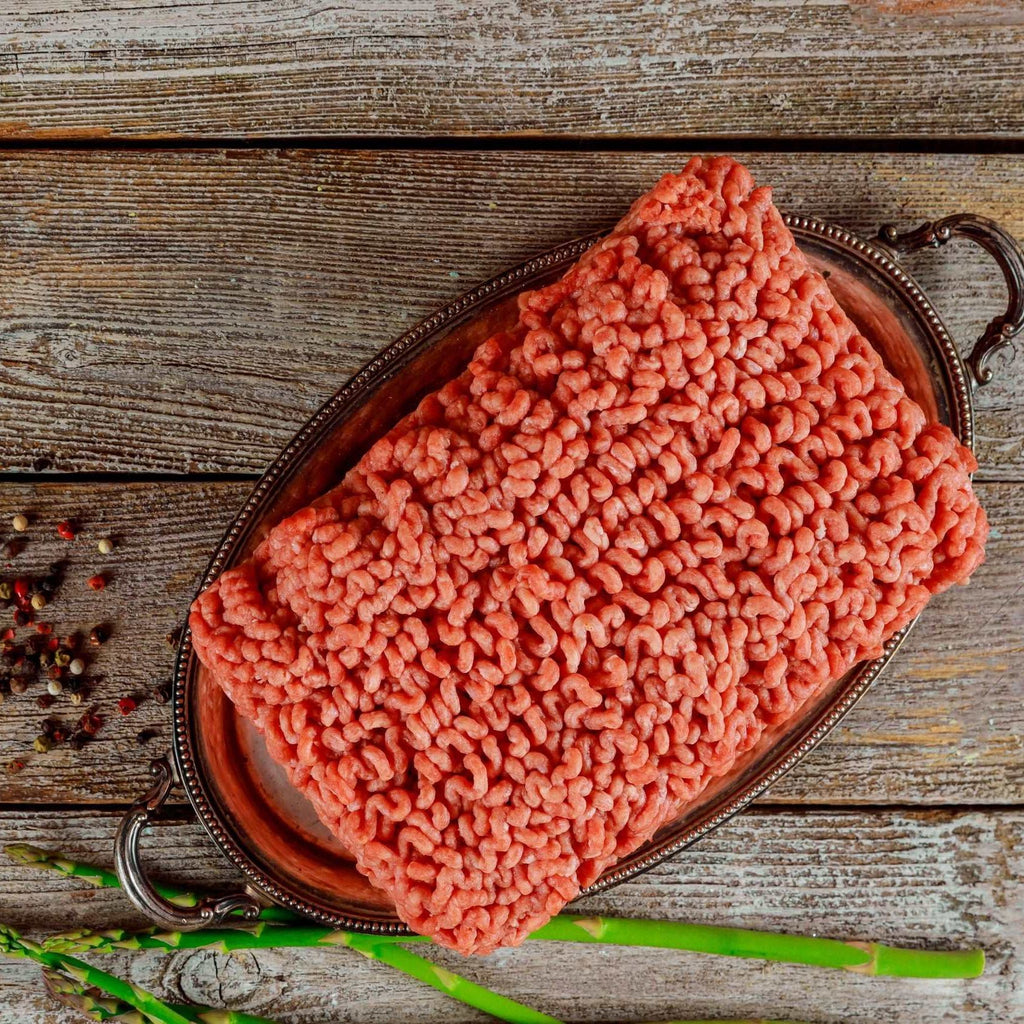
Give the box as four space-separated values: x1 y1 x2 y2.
190 156 988 955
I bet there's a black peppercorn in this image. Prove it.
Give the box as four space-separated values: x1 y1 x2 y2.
152 682 172 705
12 609 30 627
69 733 87 750
36 693 54 709
135 728 158 745
89 625 109 646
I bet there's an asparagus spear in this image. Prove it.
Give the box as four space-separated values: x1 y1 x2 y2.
0 923 194 1024
3 845 295 923
11 844 986 979
42 965 282 1024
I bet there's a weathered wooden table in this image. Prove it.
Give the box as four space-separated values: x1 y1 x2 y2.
1 4 1022 1022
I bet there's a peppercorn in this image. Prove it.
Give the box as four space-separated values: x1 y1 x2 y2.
36 693 54 709
33 735 52 753
117 697 137 716
13 579 28 602
54 649 71 668
87 574 106 591
50 726 68 745
97 537 114 555
152 682 171 705
6 759 25 774
46 679 63 696
11 514 28 533
3 540 22 560
12 609 30 627
1 639 16 657
68 658 84 676
47 664 63 681
35 622 52 636
56 520 76 540
135 727 158 745
68 732 86 750
68 691 83 706
37 579 55 599
89 625 109 646
0 582 11 602
79 711 102 736
46 637 59 651
165 628 181 649
9 677 27 695
30 592 46 611
41 718 57 738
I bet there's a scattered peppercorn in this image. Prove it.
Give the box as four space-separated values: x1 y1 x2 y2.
50 726 68 745
56 520 76 541
89 625 109 646
87 574 106 591
30 592 46 611
135 728 158 745
36 693 54 709
13 579 29 602
165 628 181 649
117 696 137 716
6 759 25 774
97 537 114 555
12 609 30 627
11 514 28 533
68 658 84 676
54 650 71 668
152 682 171 705
35 622 52 636
46 679 63 696
33 735 52 753
68 691 83 706
79 710 102 736
0 583 11 602
32 456 52 472
3 540 23 560
9 677 27 695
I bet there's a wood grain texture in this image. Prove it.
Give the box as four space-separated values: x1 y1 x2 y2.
1 148 1022 475
0 1 1023 139
0 806 1021 1023
0 479 1019 806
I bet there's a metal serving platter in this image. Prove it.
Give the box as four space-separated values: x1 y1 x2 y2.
117 212 1023 933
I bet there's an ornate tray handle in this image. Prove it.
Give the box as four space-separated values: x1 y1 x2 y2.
115 754 263 930
879 214 1024 386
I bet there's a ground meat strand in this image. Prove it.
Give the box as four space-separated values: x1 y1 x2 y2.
190 156 987 955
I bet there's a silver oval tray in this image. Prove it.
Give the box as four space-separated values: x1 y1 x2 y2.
116 212 1024 933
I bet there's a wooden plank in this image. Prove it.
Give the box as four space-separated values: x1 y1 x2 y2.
1 149 1022 476
0 2 1023 139
0 806 1020 1023
0 479 1019 806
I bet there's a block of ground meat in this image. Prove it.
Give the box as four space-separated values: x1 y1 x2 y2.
190 156 988 955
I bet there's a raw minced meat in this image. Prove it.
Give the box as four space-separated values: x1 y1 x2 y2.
190 156 987 955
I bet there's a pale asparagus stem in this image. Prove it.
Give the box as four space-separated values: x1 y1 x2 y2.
42 965 282 1024
11 844 986 979
0 924 193 1024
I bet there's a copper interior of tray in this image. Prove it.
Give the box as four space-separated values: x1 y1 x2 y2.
188 232 956 921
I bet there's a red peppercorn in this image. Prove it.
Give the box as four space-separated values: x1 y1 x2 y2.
79 711 103 735
35 622 52 635
2 628 14 641
57 520 76 540
5 760 25 775
87 574 106 592
117 696 137 716
46 637 59 651
12 579 29 602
